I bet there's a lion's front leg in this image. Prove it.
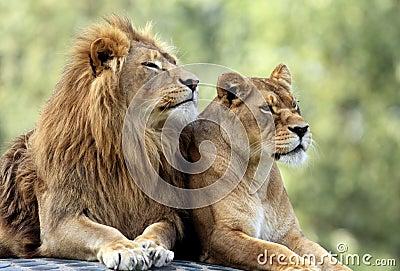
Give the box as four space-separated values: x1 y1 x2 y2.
39 215 152 271
134 221 176 268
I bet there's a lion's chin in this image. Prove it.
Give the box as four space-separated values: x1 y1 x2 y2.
274 145 308 166
161 102 199 126
150 101 198 131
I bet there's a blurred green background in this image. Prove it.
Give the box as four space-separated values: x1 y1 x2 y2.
0 0 399 270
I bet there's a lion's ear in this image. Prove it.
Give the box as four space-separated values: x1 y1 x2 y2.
216 73 252 107
89 37 129 77
270 64 292 91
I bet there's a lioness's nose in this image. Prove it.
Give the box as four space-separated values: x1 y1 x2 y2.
179 78 199 92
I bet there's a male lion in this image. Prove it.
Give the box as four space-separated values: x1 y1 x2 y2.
187 65 351 271
0 16 199 270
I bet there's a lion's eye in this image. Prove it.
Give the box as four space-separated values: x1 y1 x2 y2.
294 101 301 114
259 104 273 114
141 62 160 70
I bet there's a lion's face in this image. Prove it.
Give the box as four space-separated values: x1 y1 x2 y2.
216 64 311 166
119 41 199 129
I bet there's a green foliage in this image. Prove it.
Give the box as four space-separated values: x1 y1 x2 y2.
0 120 3 152
0 1 399 269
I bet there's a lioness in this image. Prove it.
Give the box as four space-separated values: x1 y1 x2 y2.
187 65 351 271
0 16 199 270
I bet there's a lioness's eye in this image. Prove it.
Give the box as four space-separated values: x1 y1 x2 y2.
141 62 160 70
259 104 273 114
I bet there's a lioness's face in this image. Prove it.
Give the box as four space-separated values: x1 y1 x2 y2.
216 65 311 166
250 69 312 165
119 41 199 127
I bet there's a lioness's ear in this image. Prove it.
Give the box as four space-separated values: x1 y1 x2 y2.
89 36 129 77
217 73 252 107
270 64 292 91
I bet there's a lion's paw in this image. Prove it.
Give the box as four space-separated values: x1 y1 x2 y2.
98 240 151 270
138 240 174 267
150 245 174 267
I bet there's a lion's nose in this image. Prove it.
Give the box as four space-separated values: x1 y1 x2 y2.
179 78 199 92
288 125 309 139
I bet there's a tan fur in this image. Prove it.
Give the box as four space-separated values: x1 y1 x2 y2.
188 65 351 271
0 15 199 270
